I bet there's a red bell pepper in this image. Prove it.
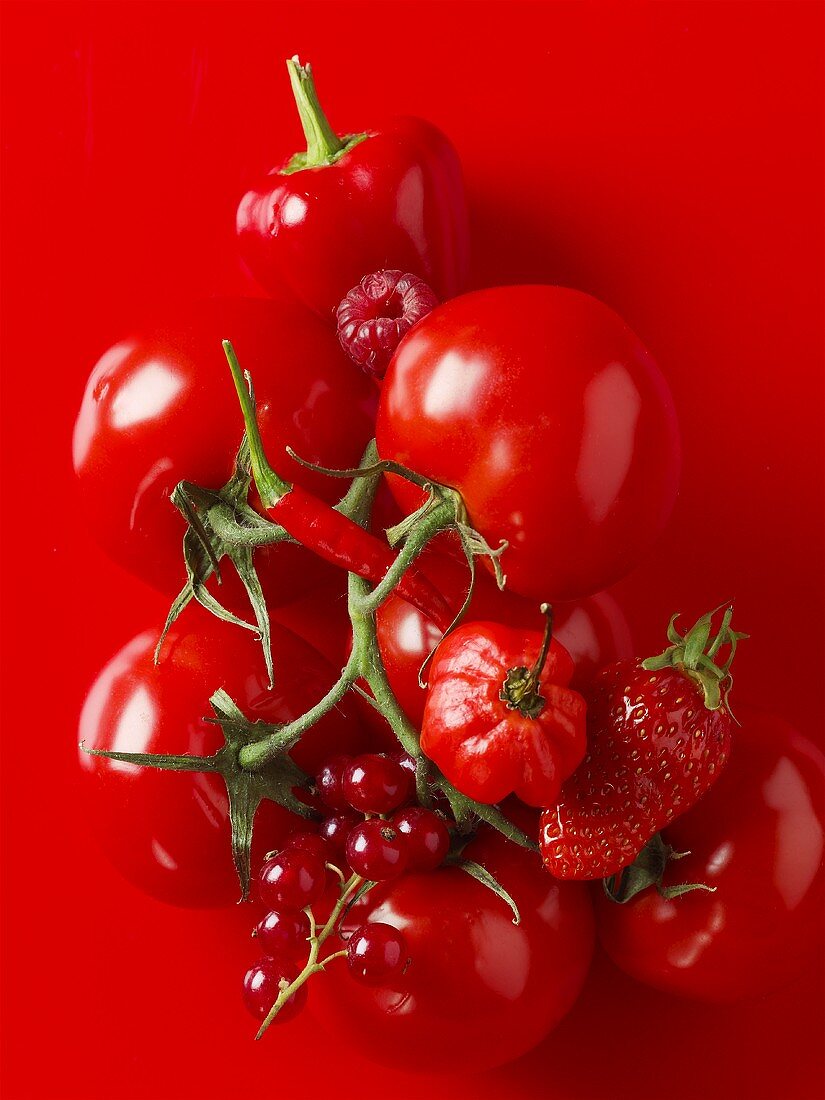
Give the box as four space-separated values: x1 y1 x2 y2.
236 57 470 318
420 609 587 807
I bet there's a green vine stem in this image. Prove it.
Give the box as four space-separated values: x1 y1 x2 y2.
232 444 537 851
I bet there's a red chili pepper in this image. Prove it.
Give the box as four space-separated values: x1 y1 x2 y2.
224 341 453 632
236 57 470 318
420 608 587 807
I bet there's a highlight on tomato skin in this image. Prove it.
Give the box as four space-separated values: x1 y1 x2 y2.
310 831 596 1074
72 297 377 603
376 284 681 603
77 611 368 908
594 708 825 1003
59 39 820 1083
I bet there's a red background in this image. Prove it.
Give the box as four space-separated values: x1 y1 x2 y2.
1 2 823 1097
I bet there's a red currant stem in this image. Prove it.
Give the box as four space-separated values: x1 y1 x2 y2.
325 862 347 884
256 872 363 1039
317 949 348 968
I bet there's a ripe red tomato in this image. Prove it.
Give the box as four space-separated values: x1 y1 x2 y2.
376 286 680 602
376 544 633 728
595 708 825 1002
72 297 376 602
312 829 595 1072
78 609 368 907
271 580 352 670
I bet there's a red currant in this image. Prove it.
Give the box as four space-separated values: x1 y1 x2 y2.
393 807 451 871
259 850 326 912
286 830 331 862
346 820 409 880
254 909 311 962
316 755 352 811
242 958 306 1022
346 922 409 985
319 813 361 861
392 751 417 778
343 753 412 814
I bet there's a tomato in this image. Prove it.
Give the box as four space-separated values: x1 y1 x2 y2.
376 285 680 602
72 297 376 602
78 609 368 907
312 829 595 1072
595 708 825 1002
271 580 352 669
376 543 633 729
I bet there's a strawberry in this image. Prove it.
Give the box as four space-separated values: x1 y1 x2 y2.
539 606 746 881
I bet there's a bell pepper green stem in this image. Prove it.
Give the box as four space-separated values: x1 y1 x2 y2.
286 56 344 165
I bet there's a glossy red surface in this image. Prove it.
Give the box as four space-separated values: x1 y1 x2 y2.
72 297 376 597
238 114 470 316
79 610 366 906
377 285 682 601
420 619 586 807
377 544 635 727
316 831 595 1073
596 708 825 1002
540 655 734 880
1 3 823 1098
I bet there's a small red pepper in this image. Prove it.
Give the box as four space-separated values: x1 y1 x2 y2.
224 341 453 632
420 608 587 807
236 57 470 319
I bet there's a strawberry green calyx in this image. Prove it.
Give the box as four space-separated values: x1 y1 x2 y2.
641 604 748 711
602 834 715 904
